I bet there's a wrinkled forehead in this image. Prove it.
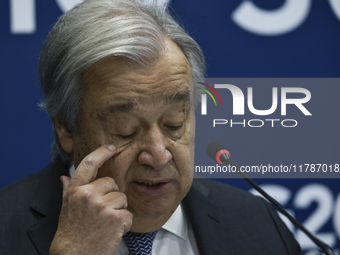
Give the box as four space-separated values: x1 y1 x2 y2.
98 89 192 120
80 38 193 107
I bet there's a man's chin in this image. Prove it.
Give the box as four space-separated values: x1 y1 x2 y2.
127 197 180 233
125 181 191 230
128 195 179 218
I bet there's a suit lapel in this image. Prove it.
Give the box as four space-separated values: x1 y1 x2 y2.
183 179 238 255
27 157 68 255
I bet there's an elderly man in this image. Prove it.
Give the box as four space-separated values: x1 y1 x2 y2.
0 0 302 254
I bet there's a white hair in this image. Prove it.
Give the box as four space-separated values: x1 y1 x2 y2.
38 0 205 164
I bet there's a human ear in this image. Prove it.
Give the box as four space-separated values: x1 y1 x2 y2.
54 119 74 154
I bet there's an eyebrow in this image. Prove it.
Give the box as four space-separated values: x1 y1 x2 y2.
100 102 137 119
100 90 191 118
166 90 192 104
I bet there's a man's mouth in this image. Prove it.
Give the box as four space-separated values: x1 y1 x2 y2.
131 180 172 196
136 181 164 187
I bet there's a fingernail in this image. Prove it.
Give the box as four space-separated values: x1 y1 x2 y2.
107 145 115 151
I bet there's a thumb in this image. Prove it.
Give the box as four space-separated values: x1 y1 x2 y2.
60 175 71 194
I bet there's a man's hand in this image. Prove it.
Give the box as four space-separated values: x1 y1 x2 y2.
49 145 132 255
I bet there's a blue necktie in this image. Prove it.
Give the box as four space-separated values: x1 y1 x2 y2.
123 231 157 255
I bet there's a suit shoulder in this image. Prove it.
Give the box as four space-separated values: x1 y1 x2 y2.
192 178 262 206
191 178 286 225
0 162 53 208
190 178 302 254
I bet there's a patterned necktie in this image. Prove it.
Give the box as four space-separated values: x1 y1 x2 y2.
123 231 157 255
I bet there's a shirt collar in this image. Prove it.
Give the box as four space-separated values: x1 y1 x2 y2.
69 164 188 241
161 203 188 241
69 164 75 177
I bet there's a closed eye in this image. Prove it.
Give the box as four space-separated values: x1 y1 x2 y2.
165 124 183 131
118 131 137 139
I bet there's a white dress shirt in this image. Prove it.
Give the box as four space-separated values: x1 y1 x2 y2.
69 165 200 255
114 203 199 255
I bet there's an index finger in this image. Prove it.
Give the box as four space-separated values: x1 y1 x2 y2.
70 145 116 187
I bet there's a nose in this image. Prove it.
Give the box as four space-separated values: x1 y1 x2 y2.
137 125 172 170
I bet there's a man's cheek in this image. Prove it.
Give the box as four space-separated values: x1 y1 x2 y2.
73 138 93 166
96 154 130 191
73 131 106 167
177 128 191 146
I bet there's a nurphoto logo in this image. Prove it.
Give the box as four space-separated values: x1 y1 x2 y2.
199 81 312 128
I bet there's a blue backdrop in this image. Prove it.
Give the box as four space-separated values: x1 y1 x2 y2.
1 0 339 254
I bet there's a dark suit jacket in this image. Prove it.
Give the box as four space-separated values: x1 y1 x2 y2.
0 156 302 255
